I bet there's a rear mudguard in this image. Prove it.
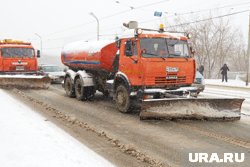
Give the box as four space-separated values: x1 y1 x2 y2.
140 98 244 121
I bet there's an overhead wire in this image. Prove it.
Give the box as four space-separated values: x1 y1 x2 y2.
45 0 250 41
43 0 170 38
168 9 250 28
42 1 250 50
166 1 250 17
139 1 250 25
44 7 250 50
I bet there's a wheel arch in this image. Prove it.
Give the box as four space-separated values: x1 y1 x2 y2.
64 69 76 83
114 72 131 92
74 70 95 87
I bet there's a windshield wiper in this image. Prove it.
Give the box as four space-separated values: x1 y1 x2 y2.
168 54 191 58
160 56 166 60
143 52 166 60
168 54 180 57
143 52 158 57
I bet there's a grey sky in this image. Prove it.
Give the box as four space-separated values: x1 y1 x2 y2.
0 0 249 56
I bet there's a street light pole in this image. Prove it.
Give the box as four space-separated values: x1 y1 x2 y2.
90 12 99 41
35 33 42 55
246 13 250 86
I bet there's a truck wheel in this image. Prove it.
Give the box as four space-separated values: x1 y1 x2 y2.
65 76 75 97
75 78 86 101
115 84 130 113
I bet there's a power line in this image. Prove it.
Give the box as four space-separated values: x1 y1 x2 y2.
43 9 250 52
43 2 249 43
44 21 94 37
129 0 169 10
44 8 250 44
168 9 250 28
139 2 250 25
89 9 250 35
43 0 170 38
166 1 250 17
45 31 96 41
115 0 134 10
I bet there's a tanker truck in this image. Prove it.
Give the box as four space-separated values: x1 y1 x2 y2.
0 39 50 88
61 22 244 120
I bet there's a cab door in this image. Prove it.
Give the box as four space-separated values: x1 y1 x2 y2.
118 39 143 86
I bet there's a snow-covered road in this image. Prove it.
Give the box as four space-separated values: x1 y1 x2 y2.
0 89 114 167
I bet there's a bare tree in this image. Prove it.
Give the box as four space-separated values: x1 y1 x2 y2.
230 33 248 72
169 15 247 79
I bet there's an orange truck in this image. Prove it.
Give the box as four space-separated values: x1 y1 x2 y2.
61 22 244 120
0 39 50 88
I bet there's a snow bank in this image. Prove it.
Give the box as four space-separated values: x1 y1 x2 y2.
205 79 250 89
0 89 114 167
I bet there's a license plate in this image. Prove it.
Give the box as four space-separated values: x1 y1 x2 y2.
166 76 177 79
16 66 24 71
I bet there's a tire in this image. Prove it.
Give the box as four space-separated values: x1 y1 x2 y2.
64 76 75 97
115 84 131 113
74 77 86 101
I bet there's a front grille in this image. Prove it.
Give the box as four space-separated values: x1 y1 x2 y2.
155 76 186 84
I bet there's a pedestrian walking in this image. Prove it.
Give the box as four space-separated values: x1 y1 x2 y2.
220 64 229 82
198 65 204 76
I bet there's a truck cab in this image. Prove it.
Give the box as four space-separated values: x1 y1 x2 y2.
117 32 195 88
0 39 40 74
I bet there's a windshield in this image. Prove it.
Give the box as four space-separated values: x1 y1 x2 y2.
1 48 34 58
42 66 62 72
140 38 190 58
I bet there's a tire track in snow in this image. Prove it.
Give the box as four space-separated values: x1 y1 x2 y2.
11 88 166 167
176 123 250 149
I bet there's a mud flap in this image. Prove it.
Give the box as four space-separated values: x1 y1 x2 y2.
140 98 244 121
0 76 51 89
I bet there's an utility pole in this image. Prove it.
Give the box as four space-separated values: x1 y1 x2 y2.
35 33 42 55
90 12 99 41
246 13 250 86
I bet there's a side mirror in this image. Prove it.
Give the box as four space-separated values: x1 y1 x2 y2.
37 50 41 58
125 40 133 57
115 36 121 48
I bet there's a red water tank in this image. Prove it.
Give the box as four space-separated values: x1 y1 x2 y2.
61 40 118 72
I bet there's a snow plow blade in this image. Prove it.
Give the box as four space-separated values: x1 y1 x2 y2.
140 98 244 121
0 75 51 89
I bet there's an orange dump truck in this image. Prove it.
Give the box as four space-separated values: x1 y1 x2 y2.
0 39 50 88
61 22 244 120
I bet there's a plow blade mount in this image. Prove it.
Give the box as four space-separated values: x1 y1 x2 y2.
0 75 51 89
140 98 244 121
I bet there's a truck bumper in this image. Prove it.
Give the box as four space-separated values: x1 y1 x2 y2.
130 86 199 99
192 83 205 93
